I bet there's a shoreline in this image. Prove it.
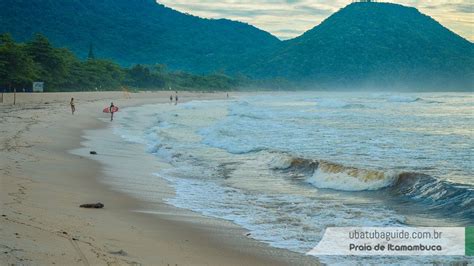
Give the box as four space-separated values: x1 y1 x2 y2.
0 91 316 265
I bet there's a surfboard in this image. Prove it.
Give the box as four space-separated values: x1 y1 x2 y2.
103 106 119 113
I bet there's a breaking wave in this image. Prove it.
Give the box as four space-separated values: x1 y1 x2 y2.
309 161 398 191
390 173 474 219
268 152 474 219
387 96 423 103
315 99 369 109
268 153 397 191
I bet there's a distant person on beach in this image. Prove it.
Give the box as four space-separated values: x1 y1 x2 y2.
70 98 75 115
170 95 173 104
227 93 229 99
175 94 178 105
110 102 115 121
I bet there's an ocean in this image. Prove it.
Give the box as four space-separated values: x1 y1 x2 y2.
113 92 473 264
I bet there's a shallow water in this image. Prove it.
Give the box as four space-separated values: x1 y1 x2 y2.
113 92 473 264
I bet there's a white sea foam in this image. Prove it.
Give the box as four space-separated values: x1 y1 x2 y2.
267 153 294 170
159 172 404 254
387 95 421 103
316 98 350 108
308 163 398 191
315 98 369 109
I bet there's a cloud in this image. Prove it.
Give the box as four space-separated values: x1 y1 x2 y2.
158 0 474 41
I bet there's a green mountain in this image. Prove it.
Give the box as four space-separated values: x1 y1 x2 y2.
1 1 472 89
0 0 279 73
244 2 474 89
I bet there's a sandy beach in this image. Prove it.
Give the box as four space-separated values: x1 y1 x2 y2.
0 91 316 265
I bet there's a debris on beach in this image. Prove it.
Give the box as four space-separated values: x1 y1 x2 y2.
109 249 128 256
89 151 97 155
79 203 104 208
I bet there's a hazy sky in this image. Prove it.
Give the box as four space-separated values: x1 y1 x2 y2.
158 0 474 41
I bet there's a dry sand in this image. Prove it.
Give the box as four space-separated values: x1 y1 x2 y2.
0 91 317 265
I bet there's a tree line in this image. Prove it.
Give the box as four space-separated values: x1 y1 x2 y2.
0 33 243 92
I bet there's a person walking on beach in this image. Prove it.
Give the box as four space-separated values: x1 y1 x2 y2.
175 94 178 105
110 102 115 121
70 98 75 115
170 95 173 104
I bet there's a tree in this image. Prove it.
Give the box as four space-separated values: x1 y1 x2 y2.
26 33 67 89
126 64 165 88
0 34 241 92
78 59 124 90
88 43 95 60
0 33 38 89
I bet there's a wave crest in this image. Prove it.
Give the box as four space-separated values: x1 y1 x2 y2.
269 153 397 191
268 152 473 219
316 99 369 109
387 96 422 103
310 161 397 191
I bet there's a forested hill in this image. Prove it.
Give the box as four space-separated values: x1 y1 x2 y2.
244 2 474 89
0 0 279 73
1 1 472 90
0 34 244 92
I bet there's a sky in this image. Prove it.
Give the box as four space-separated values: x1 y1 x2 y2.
158 0 474 41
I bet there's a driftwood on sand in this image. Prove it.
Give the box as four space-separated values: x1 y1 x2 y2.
79 203 104 208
